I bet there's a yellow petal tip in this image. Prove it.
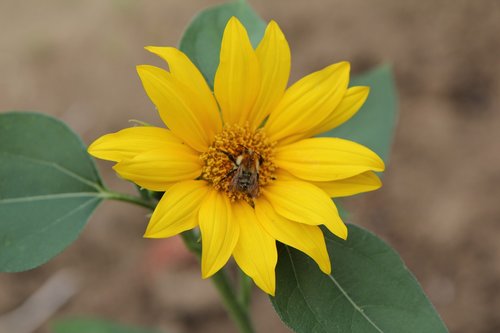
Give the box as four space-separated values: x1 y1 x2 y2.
226 16 245 31
136 64 157 73
144 46 177 58
330 219 349 240
201 255 225 279
111 163 120 172
338 61 351 73
351 86 370 100
143 227 156 238
265 20 285 40
135 64 146 74
376 156 386 171
339 227 348 240
201 266 216 279
318 259 332 274
87 143 96 157
268 19 279 29
86 137 112 161
256 279 276 296
144 46 163 56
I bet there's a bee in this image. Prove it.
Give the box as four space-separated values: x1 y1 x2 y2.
220 147 263 199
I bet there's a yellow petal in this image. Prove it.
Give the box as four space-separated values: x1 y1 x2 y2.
275 137 385 182
113 144 202 191
88 126 180 163
255 197 330 274
137 65 212 152
214 17 261 125
144 46 222 135
199 190 239 278
309 86 370 136
264 62 350 143
248 20 290 130
313 171 382 197
144 180 209 238
276 168 382 198
262 180 347 240
232 201 277 295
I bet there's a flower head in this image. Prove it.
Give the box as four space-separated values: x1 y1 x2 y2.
88 17 384 295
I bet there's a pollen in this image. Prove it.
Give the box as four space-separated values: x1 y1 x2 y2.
200 124 276 205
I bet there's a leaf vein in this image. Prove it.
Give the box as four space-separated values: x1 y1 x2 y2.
326 273 385 332
285 246 329 333
0 152 102 191
0 193 103 204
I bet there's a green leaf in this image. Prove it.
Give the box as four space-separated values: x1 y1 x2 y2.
179 0 266 88
272 224 448 333
321 65 398 164
0 112 103 272
52 318 160 333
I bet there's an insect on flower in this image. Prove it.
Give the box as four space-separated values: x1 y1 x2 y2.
219 147 264 201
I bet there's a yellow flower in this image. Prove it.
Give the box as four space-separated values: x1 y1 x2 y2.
88 17 384 295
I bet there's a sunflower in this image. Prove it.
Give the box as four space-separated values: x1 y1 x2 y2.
88 17 384 295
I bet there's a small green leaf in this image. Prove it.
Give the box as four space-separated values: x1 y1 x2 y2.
52 318 160 333
0 112 103 272
272 224 448 333
179 1 266 88
321 65 398 164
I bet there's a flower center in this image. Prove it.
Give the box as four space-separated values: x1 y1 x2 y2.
200 124 276 206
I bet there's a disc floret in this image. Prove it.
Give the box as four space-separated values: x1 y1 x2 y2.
200 124 276 204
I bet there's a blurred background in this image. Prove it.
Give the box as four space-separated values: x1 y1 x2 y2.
1 0 499 332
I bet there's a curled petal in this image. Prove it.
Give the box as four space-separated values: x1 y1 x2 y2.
232 201 277 295
275 137 385 182
255 197 330 274
144 180 209 238
144 46 222 136
264 62 349 143
137 65 213 152
262 180 347 240
309 86 370 136
313 171 382 198
276 168 382 198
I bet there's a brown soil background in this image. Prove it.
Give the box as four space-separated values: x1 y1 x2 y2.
1 0 499 332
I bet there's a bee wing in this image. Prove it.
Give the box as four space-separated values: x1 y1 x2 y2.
229 166 243 192
248 171 260 198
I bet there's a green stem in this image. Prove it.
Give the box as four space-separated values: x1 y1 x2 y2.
100 190 156 210
239 270 253 309
101 192 254 333
181 231 254 333
211 269 255 333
